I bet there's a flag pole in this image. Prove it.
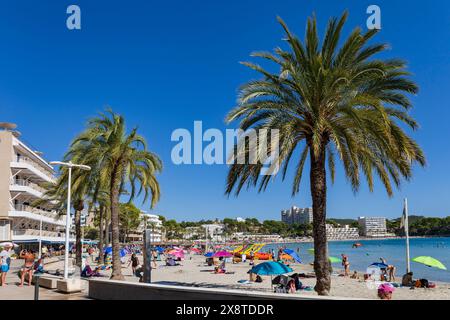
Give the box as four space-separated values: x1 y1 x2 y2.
404 198 411 273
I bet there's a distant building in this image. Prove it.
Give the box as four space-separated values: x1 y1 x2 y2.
326 224 359 240
202 224 224 242
281 206 313 225
127 211 162 242
358 217 387 237
236 217 245 222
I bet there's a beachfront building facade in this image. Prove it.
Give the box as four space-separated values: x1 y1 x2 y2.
326 224 359 240
231 232 283 243
127 211 163 243
281 206 313 225
202 224 225 242
0 123 70 244
358 216 388 237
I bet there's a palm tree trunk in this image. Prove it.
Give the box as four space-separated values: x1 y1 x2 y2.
98 205 104 265
105 209 110 245
110 174 124 280
74 210 82 268
309 145 331 295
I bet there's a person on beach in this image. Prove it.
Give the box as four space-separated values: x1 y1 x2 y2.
20 250 35 286
402 272 414 287
151 250 158 268
0 245 12 286
386 264 396 282
128 253 139 275
341 254 350 276
378 283 394 300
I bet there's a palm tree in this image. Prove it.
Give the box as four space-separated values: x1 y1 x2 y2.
225 12 425 295
68 109 162 280
36 168 91 268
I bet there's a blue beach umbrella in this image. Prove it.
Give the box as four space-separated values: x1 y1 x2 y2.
283 249 302 263
104 246 112 254
155 246 164 253
250 261 293 276
369 262 388 269
120 248 127 258
204 252 214 257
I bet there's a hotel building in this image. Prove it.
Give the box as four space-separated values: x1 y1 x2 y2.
0 123 69 244
281 206 313 225
126 211 163 243
326 224 359 240
358 216 388 237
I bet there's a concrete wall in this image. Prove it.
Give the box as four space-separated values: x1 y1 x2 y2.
88 279 354 300
0 131 13 218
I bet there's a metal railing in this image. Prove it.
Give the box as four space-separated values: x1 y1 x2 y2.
13 203 63 222
10 178 47 194
12 229 62 237
15 156 54 178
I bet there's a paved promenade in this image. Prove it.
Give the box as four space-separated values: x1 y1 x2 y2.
0 257 90 300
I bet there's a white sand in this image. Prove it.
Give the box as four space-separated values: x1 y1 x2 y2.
106 254 450 300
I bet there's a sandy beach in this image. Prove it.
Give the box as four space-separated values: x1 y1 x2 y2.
111 253 450 300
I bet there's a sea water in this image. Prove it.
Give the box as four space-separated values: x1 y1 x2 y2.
264 237 450 282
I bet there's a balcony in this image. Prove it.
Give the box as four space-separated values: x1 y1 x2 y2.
10 156 55 183
12 229 63 238
9 203 65 226
10 178 46 198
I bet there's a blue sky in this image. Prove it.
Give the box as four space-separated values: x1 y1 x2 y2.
1 1 449 222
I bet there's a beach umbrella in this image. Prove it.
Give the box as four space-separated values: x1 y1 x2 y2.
168 249 184 259
250 261 293 276
283 249 301 263
0 242 18 248
412 256 447 270
369 262 388 269
155 246 164 253
191 248 202 254
328 256 341 264
104 246 112 254
119 248 127 258
307 249 340 264
213 251 233 258
204 252 214 257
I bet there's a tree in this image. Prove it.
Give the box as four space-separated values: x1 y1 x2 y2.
68 109 162 280
119 202 142 242
224 12 425 295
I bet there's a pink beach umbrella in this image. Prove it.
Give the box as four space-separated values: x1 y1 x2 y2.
168 249 184 259
213 251 233 258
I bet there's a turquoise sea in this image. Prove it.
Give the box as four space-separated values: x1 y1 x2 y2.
264 237 450 282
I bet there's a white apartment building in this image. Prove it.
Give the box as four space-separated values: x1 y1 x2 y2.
326 224 359 240
358 216 387 237
0 123 71 244
127 211 163 243
281 206 313 225
202 224 225 242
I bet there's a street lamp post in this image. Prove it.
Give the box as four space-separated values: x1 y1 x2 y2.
49 161 91 279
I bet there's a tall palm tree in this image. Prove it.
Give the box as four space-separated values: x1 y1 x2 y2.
36 168 92 268
225 12 425 295
68 109 162 280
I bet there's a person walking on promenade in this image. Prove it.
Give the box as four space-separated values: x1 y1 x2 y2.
0 245 12 286
20 250 35 286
